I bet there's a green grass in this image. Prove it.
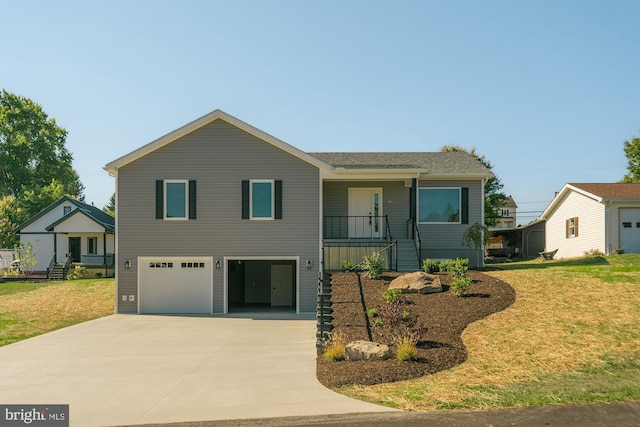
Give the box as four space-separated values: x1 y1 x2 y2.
439 352 640 410
497 253 640 283
0 278 114 346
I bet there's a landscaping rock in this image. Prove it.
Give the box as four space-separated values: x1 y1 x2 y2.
388 271 442 294
345 340 390 361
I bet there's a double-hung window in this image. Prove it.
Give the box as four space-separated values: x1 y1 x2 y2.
566 217 578 238
250 180 274 220
87 237 97 254
418 187 467 224
156 180 197 220
242 179 283 220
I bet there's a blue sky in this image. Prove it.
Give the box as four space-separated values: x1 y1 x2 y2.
3 0 638 223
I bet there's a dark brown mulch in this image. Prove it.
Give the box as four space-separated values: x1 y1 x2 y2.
316 270 516 388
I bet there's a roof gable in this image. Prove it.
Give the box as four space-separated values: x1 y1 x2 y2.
14 196 114 234
46 208 114 233
540 182 640 220
104 109 333 174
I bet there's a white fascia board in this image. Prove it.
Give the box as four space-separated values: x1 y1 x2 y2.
104 109 334 174
540 183 603 220
321 168 425 180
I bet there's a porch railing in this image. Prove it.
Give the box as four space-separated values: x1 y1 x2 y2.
323 241 397 271
408 218 422 264
46 253 56 278
323 215 389 239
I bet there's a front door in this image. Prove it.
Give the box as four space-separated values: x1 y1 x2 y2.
348 188 383 238
68 237 81 262
271 264 293 307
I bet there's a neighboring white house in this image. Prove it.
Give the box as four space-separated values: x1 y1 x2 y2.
540 183 640 258
13 196 115 273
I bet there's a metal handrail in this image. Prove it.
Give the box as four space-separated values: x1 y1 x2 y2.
408 218 422 264
346 240 398 273
46 253 56 279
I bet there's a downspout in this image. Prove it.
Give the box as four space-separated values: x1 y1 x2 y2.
480 177 486 267
103 231 107 278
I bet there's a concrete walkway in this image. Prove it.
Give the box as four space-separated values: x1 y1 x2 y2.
0 314 396 427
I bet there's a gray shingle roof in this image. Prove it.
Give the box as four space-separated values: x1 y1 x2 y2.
307 151 493 175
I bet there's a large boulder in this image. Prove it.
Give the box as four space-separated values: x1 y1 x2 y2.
388 271 442 294
345 340 390 361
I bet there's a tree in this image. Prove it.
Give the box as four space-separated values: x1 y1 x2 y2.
622 135 640 183
0 180 66 248
440 145 507 228
0 89 83 198
103 193 115 217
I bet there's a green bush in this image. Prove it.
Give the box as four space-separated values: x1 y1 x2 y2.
68 266 88 280
366 308 377 318
439 260 454 272
450 275 472 297
449 258 469 278
422 259 439 273
383 288 402 304
342 259 356 271
362 252 384 279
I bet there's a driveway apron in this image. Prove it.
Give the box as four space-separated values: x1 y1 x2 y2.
0 314 396 426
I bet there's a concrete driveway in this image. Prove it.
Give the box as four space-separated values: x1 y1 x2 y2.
0 314 396 426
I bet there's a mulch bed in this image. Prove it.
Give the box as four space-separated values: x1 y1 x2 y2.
316 270 516 388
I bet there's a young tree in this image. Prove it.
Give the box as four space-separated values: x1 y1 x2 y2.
0 89 84 198
440 145 507 228
103 193 115 217
622 135 640 183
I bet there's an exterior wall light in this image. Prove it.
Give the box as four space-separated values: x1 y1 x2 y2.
124 260 131 269
215 260 221 270
306 260 312 270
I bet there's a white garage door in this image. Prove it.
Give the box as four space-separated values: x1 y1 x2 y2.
139 257 213 314
620 209 640 254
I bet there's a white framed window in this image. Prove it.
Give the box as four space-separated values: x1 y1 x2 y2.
501 209 510 217
418 188 461 224
566 217 578 238
250 179 274 220
164 180 188 220
87 237 98 254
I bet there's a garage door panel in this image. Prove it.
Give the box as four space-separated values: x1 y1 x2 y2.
140 257 212 314
620 209 640 254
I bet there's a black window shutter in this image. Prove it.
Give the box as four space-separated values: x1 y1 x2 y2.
275 180 283 219
156 180 164 219
189 180 197 219
242 180 249 219
461 187 469 224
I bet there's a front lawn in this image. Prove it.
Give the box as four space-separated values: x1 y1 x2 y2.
0 278 114 346
333 254 640 410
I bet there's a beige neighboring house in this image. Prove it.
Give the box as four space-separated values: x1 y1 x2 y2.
540 183 640 258
494 195 518 229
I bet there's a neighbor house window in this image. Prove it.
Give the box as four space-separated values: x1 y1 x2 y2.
155 180 197 220
87 237 97 254
501 209 510 217
566 217 579 238
418 188 462 223
63 206 71 215
242 180 283 220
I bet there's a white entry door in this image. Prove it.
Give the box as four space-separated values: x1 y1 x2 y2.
348 188 383 238
271 264 293 307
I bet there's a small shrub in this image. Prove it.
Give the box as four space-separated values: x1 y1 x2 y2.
584 248 605 257
95 272 103 278
362 252 385 279
395 335 419 361
342 259 356 271
383 288 402 304
323 329 347 361
68 266 88 280
450 275 472 297
438 260 454 272
422 259 439 274
449 258 469 278
613 247 625 255
366 308 377 318
372 318 383 327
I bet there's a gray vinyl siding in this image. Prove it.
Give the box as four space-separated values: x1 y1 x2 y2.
116 119 320 313
417 180 484 267
322 180 411 239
